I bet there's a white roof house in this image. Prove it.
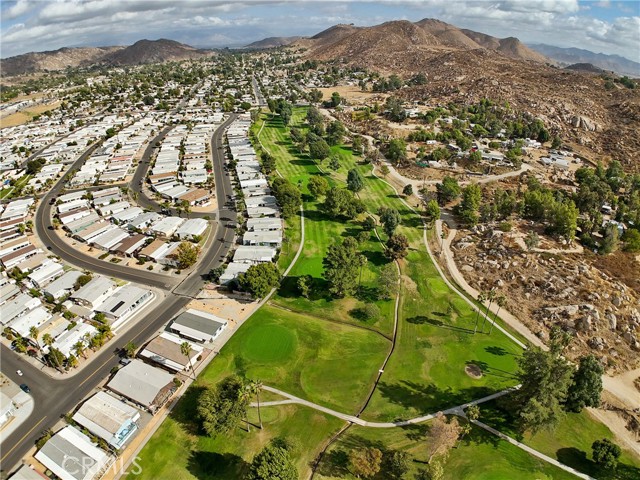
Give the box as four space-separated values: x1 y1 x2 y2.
106 359 176 412
0 391 15 430
150 217 185 237
72 392 141 450
43 271 83 300
1 293 41 326
232 246 277 264
27 260 64 288
71 276 116 309
94 286 153 330
242 231 282 247
35 425 112 480
169 309 227 343
175 218 208 240
8 306 51 337
52 323 97 358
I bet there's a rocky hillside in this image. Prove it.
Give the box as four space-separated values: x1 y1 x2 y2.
101 39 211 66
301 18 548 64
2 46 124 76
300 19 640 166
2 39 211 76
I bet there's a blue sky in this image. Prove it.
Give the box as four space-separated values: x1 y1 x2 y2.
1 1 639 60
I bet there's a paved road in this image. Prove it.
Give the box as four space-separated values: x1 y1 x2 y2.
0 114 238 476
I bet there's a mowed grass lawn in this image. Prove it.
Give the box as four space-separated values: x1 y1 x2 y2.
129 305 386 479
255 110 396 337
480 400 640 479
199 305 388 415
128 402 344 480
315 422 577 480
255 108 523 421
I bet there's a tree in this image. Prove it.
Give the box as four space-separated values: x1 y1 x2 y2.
271 177 302 218
29 326 40 351
456 184 482 226
328 154 341 171
622 228 640 252
326 120 346 146
239 263 280 298
425 412 461 464
67 354 78 369
309 88 323 104
436 176 461 205
307 175 329 198
468 150 482 164
377 263 398 300
323 188 364 219
474 291 486 334
592 439 621 470
385 233 409 260
297 275 312 298
73 341 86 359
176 242 200 269
197 375 249 437
402 184 413 196
46 347 65 370
75 274 92 289
600 223 620 254
380 165 390 178
378 207 401 237
352 136 364 155
565 354 604 413
348 447 382 478
424 200 441 224
124 341 137 358
42 333 54 349
489 295 506 335
323 238 360 297
260 151 276 175
249 379 264 429
385 450 409 479
347 168 365 193
330 91 342 107
246 439 298 480
309 137 331 161
181 341 195 379
511 334 573 433
387 138 407 165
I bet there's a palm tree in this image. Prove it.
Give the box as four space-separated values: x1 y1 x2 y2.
474 292 486 334
357 254 368 288
29 326 40 350
180 341 195 379
480 289 496 333
489 295 506 335
73 341 86 359
14 337 28 353
250 380 264 430
239 386 254 432
67 354 78 369
42 333 54 349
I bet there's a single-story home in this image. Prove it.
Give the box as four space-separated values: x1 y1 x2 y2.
71 276 116 309
94 286 153 330
106 359 176 413
169 309 227 343
35 425 112 480
175 218 208 240
72 391 141 450
43 270 83 300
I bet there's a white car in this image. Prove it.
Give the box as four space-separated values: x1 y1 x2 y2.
16 370 23 376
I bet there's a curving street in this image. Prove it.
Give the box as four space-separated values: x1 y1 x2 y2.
0 113 238 474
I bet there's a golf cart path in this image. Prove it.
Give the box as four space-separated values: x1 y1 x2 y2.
254 385 595 479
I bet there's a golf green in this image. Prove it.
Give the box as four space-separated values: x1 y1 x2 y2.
242 324 297 362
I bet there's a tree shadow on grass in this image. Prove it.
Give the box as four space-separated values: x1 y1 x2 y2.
187 450 249 480
485 346 508 356
277 275 331 302
362 249 388 267
376 381 493 416
466 360 518 380
314 449 350 478
556 448 640 480
354 286 380 303
406 315 475 334
169 385 206 435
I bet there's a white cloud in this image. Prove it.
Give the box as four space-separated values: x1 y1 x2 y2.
1 0 638 60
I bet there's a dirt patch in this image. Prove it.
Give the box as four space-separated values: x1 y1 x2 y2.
635 377 640 393
465 364 483 379
317 85 387 105
401 274 418 296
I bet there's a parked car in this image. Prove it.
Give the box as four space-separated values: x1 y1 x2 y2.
20 384 31 394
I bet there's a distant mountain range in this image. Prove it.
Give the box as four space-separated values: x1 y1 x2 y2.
2 39 212 76
528 44 640 77
244 36 304 49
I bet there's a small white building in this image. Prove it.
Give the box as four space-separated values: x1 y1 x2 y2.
27 260 64 288
175 218 208 240
71 276 116 309
169 309 227 343
94 285 153 329
139 332 203 373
